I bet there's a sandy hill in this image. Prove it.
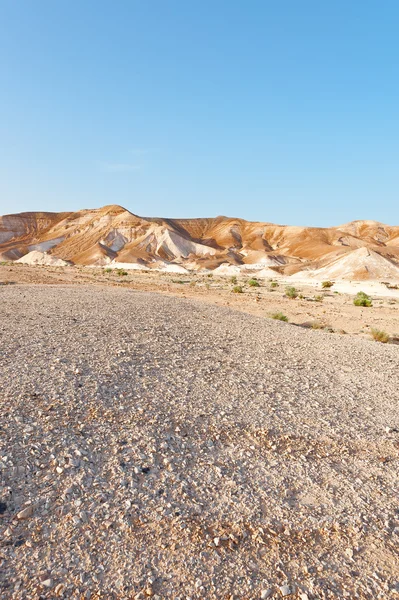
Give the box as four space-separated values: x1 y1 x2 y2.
0 205 398 280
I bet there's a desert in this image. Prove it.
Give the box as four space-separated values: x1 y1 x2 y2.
3 1 399 597
1 251 399 598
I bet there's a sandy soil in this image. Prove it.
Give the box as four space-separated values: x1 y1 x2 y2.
1 263 399 340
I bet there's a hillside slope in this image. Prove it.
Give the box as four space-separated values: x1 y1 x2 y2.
1 205 398 279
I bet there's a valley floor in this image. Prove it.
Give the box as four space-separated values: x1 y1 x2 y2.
1 263 399 340
0 285 398 598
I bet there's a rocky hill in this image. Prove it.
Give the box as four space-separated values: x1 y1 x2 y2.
1 205 399 280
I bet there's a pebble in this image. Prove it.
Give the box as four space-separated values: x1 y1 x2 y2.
16 505 34 520
279 584 293 596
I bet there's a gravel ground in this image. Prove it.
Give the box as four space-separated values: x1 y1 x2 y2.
0 285 398 600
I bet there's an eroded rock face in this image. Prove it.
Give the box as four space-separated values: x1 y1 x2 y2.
1 205 398 279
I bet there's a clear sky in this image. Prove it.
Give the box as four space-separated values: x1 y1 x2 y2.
0 1 398 225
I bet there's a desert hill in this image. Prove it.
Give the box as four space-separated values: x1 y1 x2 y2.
1 205 399 280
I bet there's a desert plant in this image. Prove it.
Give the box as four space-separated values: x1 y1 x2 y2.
314 295 324 302
285 286 298 299
207 273 213 278
248 278 260 287
321 281 334 289
371 328 390 343
117 269 128 277
353 291 372 307
104 268 112 273
231 276 238 284
232 285 243 293
271 312 288 322
270 281 279 288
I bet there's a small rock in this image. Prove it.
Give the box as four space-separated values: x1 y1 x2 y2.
42 579 53 588
279 584 293 596
56 466 64 474
214 537 220 547
261 589 273 599
16 505 34 520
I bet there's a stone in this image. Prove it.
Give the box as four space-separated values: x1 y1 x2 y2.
16 505 34 520
279 584 293 596
261 589 273 599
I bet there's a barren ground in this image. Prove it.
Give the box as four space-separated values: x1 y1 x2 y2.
0 279 398 599
1 263 399 340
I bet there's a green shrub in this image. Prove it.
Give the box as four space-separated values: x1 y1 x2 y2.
270 281 279 288
314 295 324 302
271 312 288 322
248 278 260 287
285 286 298 299
353 291 372 307
232 285 243 293
321 280 334 289
230 276 238 284
371 328 390 343
117 269 128 277
104 267 112 273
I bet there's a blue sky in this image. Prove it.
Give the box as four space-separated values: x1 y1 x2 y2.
0 1 398 225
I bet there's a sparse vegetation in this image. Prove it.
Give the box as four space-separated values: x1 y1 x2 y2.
231 276 238 284
232 285 243 293
116 269 128 277
285 286 298 299
353 291 373 307
322 280 334 289
248 278 260 287
270 281 279 288
104 268 112 273
371 328 390 343
314 295 324 302
271 312 288 322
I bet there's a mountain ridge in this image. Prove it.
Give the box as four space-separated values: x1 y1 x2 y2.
1 205 399 280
